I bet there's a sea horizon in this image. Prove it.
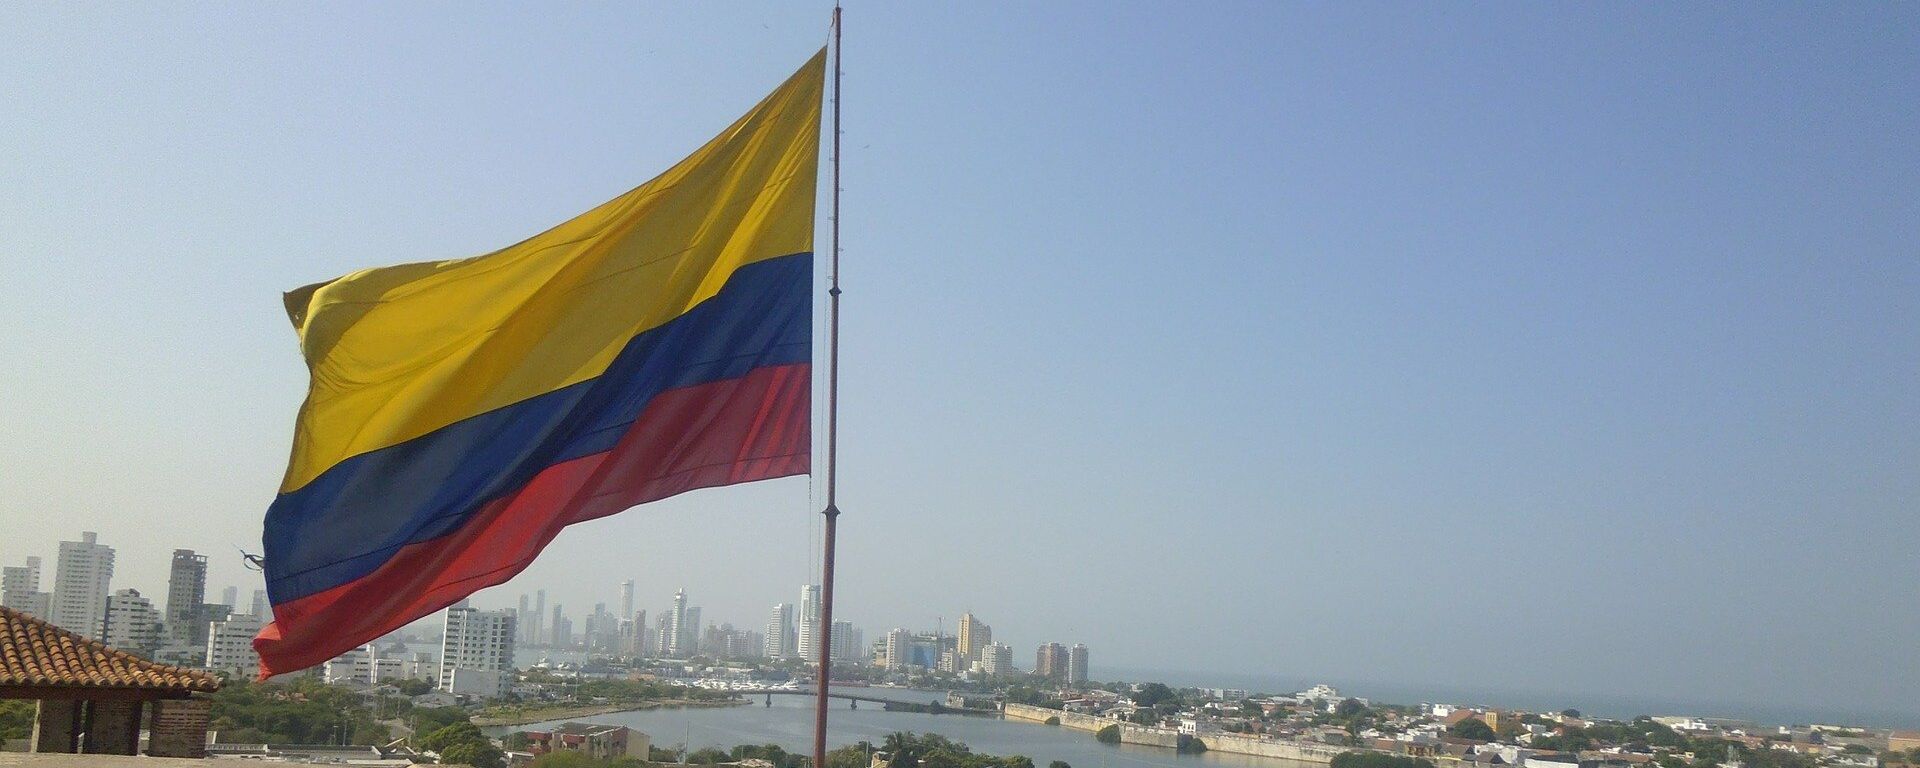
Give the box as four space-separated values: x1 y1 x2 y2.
1094 665 1917 733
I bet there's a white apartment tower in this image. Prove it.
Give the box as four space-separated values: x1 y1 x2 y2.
440 600 516 697
104 588 163 652
796 585 822 662
765 603 794 659
1 557 50 618
1068 643 1089 684
665 589 689 656
205 613 265 675
981 642 1013 676
883 627 912 670
51 532 114 638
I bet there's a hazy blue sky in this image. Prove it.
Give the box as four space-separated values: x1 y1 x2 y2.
2 3 1915 724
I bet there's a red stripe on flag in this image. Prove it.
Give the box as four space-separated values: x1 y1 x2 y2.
253 363 810 677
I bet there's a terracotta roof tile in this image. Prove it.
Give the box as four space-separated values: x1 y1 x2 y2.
0 606 220 693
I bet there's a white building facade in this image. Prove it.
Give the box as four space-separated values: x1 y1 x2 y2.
51 532 114 638
1 557 50 619
765 603 793 659
206 613 266 675
883 627 913 670
104 588 163 653
440 600 515 697
796 585 821 662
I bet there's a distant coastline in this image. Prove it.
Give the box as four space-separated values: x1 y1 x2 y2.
1093 665 1916 730
472 697 744 728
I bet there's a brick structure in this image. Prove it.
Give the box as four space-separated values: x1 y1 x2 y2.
148 698 214 758
0 605 221 757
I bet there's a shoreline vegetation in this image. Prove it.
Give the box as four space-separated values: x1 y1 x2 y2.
474 697 745 727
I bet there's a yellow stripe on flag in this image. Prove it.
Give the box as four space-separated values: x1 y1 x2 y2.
279 48 824 493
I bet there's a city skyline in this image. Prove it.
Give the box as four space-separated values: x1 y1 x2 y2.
1 527 1910 728
2 2 1915 727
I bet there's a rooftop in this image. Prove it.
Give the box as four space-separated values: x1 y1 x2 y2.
0 606 220 694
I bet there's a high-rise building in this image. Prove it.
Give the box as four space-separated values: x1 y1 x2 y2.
250 589 269 619
104 588 163 653
620 580 635 622
958 612 990 666
532 589 547 646
981 642 1013 676
1068 643 1089 685
883 627 913 670
829 621 859 663
165 549 208 649
684 607 702 654
796 585 822 662
441 600 516 697
51 531 114 638
206 613 265 675
1036 642 1067 679
765 603 794 659
550 604 567 646
1 557 49 618
220 586 238 609
628 610 647 655
518 594 532 643
665 590 689 656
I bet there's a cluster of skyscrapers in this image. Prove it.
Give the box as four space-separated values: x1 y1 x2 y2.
877 611 1088 682
7 534 1095 692
1 532 273 676
510 583 857 664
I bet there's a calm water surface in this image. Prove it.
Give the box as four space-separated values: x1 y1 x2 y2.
487 690 1319 768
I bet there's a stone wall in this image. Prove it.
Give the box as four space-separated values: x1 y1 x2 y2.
1002 703 1182 748
1004 703 1350 764
1198 733 1349 764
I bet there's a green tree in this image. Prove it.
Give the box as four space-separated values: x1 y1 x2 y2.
1096 725 1121 744
688 747 732 763
396 678 434 696
1447 718 1497 742
420 721 485 753
1336 699 1370 719
0 700 36 748
412 706 472 737
1561 709 1582 719
1131 683 1177 709
1050 761 1072 768
440 739 506 768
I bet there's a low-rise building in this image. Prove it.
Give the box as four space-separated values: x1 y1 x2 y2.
525 722 645 760
205 613 266 676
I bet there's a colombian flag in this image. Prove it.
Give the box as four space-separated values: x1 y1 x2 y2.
254 50 824 677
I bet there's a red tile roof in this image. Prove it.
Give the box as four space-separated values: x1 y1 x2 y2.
0 606 220 693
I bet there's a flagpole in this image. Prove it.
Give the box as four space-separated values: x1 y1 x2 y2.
813 6 843 768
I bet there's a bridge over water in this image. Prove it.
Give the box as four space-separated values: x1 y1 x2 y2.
754 688 995 714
